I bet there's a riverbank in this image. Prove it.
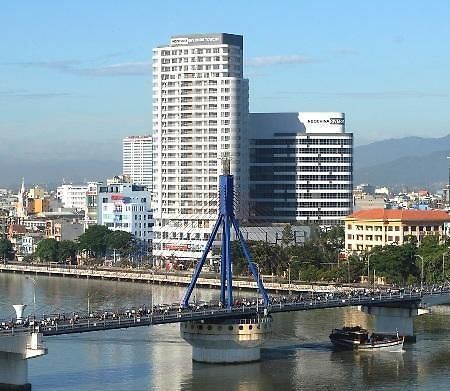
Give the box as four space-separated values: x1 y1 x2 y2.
0 263 353 294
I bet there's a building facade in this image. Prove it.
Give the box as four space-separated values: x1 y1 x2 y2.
151 33 248 261
344 208 450 253
122 135 153 188
56 184 89 210
97 182 153 259
248 112 353 226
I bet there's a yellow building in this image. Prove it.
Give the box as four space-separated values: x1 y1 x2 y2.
27 186 45 199
27 198 49 215
345 208 450 253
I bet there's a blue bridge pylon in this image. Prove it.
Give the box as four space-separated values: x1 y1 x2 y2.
182 162 269 309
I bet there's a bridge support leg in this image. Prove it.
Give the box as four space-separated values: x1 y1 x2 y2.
360 306 428 342
0 333 47 390
181 316 272 363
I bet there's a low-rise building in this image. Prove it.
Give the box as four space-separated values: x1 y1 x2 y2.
345 208 450 253
97 181 153 260
45 219 84 242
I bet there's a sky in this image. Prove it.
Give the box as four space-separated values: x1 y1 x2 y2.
1 0 450 163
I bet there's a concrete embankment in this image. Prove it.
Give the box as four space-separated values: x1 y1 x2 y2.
0 263 350 294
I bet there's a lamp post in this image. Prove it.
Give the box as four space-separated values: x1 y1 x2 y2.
415 255 424 291
442 253 447 280
25 276 36 317
251 262 261 313
288 257 301 295
367 253 374 285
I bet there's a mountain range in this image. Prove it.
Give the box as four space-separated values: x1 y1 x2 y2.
1 134 449 191
354 135 450 191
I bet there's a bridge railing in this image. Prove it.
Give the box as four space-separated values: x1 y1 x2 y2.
3 288 445 337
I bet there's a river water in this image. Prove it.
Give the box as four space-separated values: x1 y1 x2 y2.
2 273 450 390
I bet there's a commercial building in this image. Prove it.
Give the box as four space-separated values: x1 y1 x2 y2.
122 135 153 188
344 208 450 252
151 33 248 261
248 112 353 226
57 184 89 210
97 181 153 259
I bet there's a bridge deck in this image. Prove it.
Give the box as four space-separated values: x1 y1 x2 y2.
0 291 431 338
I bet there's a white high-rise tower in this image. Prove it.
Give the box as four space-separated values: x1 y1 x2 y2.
122 135 153 188
152 33 249 263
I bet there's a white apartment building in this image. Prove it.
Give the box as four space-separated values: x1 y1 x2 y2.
57 184 90 210
151 33 249 261
123 135 153 188
97 182 153 258
248 112 353 226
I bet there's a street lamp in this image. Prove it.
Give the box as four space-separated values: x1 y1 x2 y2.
251 262 261 313
25 276 36 317
367 253 374 286
443 253 447 280
288 257 301 295
415 255 424 291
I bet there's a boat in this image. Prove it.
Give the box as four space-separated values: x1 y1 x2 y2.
329 326 404 352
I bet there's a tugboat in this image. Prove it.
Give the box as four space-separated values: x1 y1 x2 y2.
329 326 404 352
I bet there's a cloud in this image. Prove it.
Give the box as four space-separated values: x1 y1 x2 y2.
12 59 151 77
78 62 151 76
278 90 450 99
245 55 316 67
333 48 359 56
0 89 71 99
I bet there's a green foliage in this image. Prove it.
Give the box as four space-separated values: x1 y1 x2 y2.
108 230 136 258
58 240 78 263
77 225 111 258
0 237 13 260
207 224 450 285
281 224 294 247
35 238 59 262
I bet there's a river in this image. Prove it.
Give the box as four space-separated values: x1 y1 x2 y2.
1 272 450 390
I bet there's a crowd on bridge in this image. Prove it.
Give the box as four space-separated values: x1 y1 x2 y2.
1 284 449 335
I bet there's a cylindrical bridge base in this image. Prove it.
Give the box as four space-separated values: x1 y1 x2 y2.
0 353 30 391
180 316 272 363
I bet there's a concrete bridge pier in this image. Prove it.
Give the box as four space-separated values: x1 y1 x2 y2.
359 305 429 342
180 316 272 363
0 332 47 390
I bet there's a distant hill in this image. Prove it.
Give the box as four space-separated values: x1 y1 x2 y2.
0 157 121 189
1 134 450 191
354 134 450 191
354 135 450 170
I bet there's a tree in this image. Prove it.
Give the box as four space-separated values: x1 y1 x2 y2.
58 240 78 264
77 225 110 258
35 238 59 262
108 230 136 259
0 237 13 262
281 224 294 247
369 242 418 284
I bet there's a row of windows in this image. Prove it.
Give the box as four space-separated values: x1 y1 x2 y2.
252 138 352 146
250 192 351 199
250 172 352 181
253 157 352 163
349 224 442 232
265 166 352 173
253 147 352 155
250 210 349 217
250 201 352 209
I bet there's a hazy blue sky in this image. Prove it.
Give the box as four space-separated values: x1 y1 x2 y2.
1 0 450 161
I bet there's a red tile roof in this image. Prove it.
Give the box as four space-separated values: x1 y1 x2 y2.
346 208 450 222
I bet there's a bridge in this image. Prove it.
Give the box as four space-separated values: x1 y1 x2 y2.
0 289 444 338
2 163 450 390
